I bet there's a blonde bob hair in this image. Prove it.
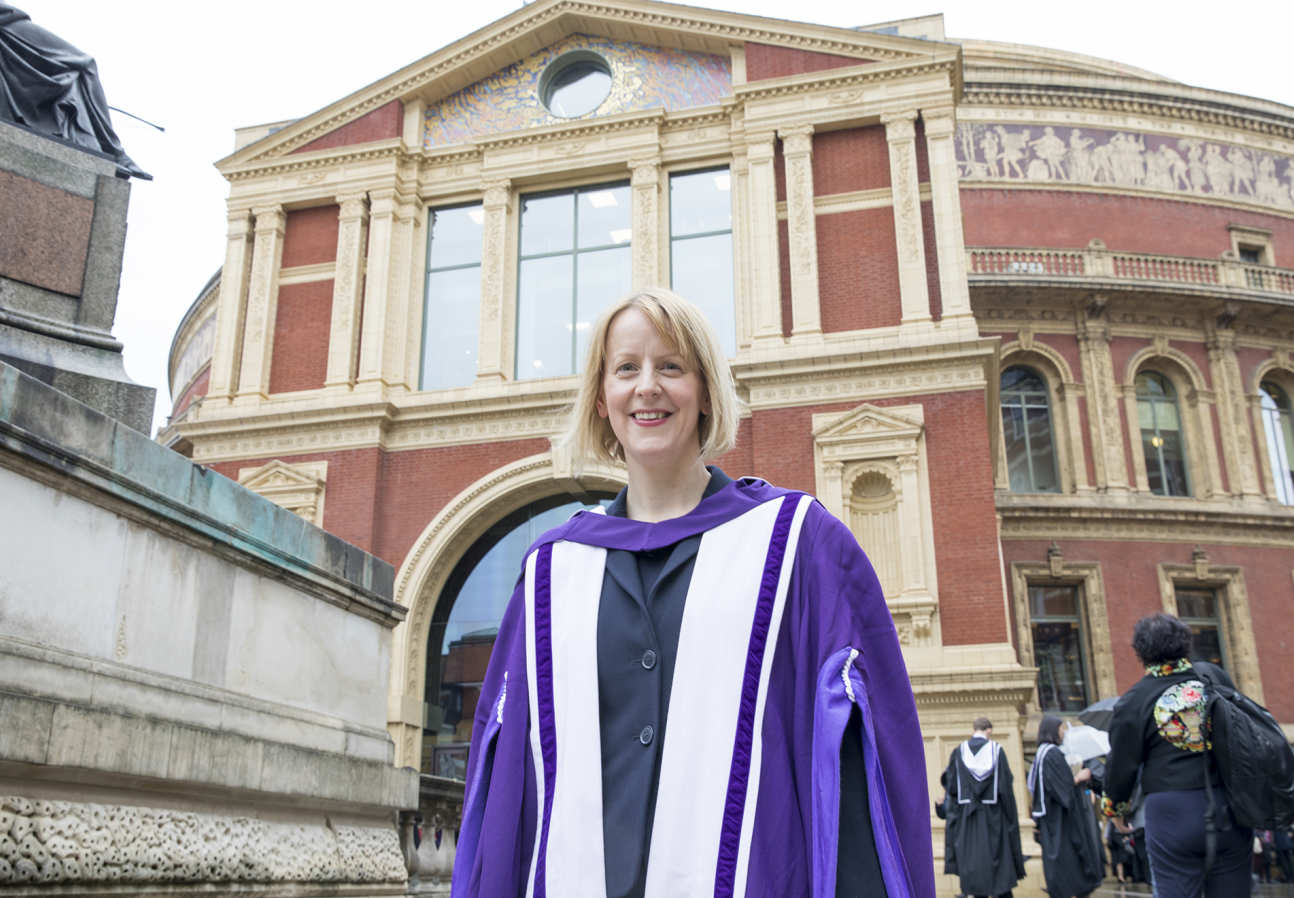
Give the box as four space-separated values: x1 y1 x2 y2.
565 287 739 466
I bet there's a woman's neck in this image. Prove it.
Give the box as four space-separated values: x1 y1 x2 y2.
624 457 711 523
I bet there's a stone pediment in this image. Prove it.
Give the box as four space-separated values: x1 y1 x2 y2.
238 459 325 491
219 0 952 168
812 403 925 443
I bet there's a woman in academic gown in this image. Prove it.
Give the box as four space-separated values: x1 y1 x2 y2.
1027 716 1103 898
450 288 934 898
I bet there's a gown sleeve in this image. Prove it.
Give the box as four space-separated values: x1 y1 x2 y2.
997 751 1026 878
1102 693 1141 818
794 502 934 898
450 576 537 898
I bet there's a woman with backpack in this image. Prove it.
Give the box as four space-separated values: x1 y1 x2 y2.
1103 613 1253 897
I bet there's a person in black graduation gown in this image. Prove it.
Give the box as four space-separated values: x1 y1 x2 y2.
941 717 1025 898
1026 716 1103 898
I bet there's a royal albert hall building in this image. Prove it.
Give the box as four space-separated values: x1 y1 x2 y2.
161 0 1294 886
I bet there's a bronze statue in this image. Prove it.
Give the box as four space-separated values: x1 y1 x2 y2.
0 5 150 179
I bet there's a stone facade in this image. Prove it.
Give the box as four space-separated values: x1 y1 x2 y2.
157 2 1294 891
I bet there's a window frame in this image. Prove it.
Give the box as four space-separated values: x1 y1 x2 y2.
999 363 1062 493
1026 582 1093 712
1259 378 1294 505
1134 369 1193 497
1158 558 1262 702
1010 555 1116 714
420 201 486 391
513 179 633 381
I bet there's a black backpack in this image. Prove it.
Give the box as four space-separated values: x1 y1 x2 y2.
1200 670 1294 830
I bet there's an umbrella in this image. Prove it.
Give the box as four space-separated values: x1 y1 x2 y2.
1078 695 1120 731
1063 723 1111 761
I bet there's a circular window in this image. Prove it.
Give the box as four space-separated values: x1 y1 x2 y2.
540 51 612 118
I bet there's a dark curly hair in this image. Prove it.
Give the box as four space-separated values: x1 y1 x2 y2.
1131 612 1192 665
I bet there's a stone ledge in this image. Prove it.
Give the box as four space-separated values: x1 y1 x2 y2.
0 638 393 766
0 363 399 628
0 691 418 813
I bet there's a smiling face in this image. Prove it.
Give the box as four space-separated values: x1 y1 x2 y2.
596 307 709 474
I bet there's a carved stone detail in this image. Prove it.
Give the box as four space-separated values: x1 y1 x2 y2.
208 209 254 402
238 459 328 525
326 194 369 388
630 158 660 290
478 178 511 381
235 206 287 399
778 125 821 338
883 111 930 323
0 796 405 885
1075 306 1130 491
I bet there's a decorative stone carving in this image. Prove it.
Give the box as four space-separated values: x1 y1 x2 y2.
812 403 940 645
882 110 931 323
477 178 512 381
630 157 660 290
956 122 1294 214
778 125 821 338
237 206 287 400
0 796 405 885
208 209 254 402
326 194 369 388
238 459 328 525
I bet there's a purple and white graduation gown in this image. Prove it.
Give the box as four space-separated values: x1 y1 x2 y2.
451 476 934 898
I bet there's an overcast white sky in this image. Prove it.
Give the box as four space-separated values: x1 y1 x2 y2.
29 0 1294 435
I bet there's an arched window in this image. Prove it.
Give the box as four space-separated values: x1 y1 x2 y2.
1000 365 1059 492
1260 380 1294 504
422 494 612 779
1136 371 1190 496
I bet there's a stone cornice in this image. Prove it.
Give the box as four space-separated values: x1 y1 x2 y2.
998 494 1294 548
225 0 939 167
734 57 959 105
224 140 408 183
963 74 1294 142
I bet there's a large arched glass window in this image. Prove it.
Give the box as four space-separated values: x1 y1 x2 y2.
421 494 612 779
1136 371 1190 496
1260 380 1294 505
1000 365 1060 492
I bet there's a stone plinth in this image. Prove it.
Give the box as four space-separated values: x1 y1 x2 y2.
0 362 418 894
0 121 154 434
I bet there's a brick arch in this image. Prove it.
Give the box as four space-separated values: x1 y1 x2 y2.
386 450 625 767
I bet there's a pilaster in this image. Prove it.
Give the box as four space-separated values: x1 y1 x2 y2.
325 194 369 389
630 157 662 290
477 179 511 382
358 188 419 389
1075 301 1130 492
921 107 972 318
1206 326 1263 498
729 147 753 351
235 205 286 400
882 110 931 324
208 209 253 402
745 131 783 346
777 125 822 340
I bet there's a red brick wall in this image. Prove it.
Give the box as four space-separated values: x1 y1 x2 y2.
813 127 890 194
292 100 403 154
1237 347 1277 390
961 189 1294 262
269 280 333 394
282 205 340 267
714 417 754 479
373 439 553 565
817 208 901 332
209 447 383 554
172 366 210 418
745 43 870 80
921 199 942 319
749 391 1004 645
1002 538 1294 720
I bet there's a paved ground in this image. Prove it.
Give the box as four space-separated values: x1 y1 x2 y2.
937 878 1294 897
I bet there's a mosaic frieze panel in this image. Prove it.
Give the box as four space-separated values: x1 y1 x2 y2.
956 123 1294 212
424 34 731 147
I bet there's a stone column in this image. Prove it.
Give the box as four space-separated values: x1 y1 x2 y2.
476 178 511 382
325 193 369 389
921 106 972 318
208 209 253 402
897 454 929 596
630 157 661 290
882 110 931 324
729 147 753 350
778 125 822 340
745 131 783 346
235 205 286 400
358 188 419 389
1075 302 1129 492
1207 326 1262 497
